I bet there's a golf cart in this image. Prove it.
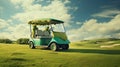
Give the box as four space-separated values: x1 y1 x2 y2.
28 18 70 51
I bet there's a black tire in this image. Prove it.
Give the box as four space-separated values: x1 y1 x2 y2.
50 42 59 51
62 44 69 50
29 42 35 49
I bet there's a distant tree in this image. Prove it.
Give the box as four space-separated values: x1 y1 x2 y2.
0 39 12 44
17 38 29 44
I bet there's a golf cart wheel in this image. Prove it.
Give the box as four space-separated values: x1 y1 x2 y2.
29 42 35 49
50 42 59 51
62 44 69 50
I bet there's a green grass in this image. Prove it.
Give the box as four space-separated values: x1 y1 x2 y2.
71 38 120 48
0 39 120 67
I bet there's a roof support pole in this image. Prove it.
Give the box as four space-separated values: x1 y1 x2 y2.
30 24 32 38
62 23 66 33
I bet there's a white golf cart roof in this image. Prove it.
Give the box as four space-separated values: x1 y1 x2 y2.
28 18 64 25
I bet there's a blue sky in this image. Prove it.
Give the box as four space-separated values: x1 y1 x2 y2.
0 0 120 41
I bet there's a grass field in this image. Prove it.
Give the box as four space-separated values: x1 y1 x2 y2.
0 39 120 67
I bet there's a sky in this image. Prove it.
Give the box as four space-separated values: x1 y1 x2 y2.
0 0 120 41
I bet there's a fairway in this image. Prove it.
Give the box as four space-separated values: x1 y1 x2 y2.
0 43 120 67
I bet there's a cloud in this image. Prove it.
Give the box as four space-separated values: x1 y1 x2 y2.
10 0 34 9
0 23 30 40
10 24 29 40
64 0 71 4
0 19 9 29
0 32 11 39
76 22 82 25
0 19 11 39
68 14 120 41
0 18 29 40
92 9 120 18
11 0 71 24
0 0 73 40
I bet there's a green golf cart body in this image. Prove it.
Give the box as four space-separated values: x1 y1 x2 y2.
28 18 70 51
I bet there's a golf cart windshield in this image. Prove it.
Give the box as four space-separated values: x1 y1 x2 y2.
52 24 65 32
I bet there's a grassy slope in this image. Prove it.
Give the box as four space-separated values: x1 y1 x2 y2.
71 38 120 48
0 39 120 67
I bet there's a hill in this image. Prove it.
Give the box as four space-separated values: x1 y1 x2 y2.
71 38 120 48
0 38 120 67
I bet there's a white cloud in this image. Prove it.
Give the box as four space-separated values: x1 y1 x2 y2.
0 32 11 39
68 14 120 41
3 24 30 40
0 19 29 40
0 19 9 29
11 0 71 24
0 19 12 39
64 0 71 4
76 22 82 25
0 0 73 40
10 0 34 9
92 9 120 18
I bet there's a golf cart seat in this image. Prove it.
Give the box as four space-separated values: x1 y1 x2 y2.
36 30 51 38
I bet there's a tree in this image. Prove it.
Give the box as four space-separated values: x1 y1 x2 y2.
0 39 12 44
17 38 29 44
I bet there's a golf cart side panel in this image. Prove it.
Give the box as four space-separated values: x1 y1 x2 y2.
32 38 51 46
49 37 70 45
39 38 51 45
33 39 40 46
49 31 70 45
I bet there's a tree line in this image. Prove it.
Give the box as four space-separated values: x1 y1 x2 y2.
0 38 29 44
